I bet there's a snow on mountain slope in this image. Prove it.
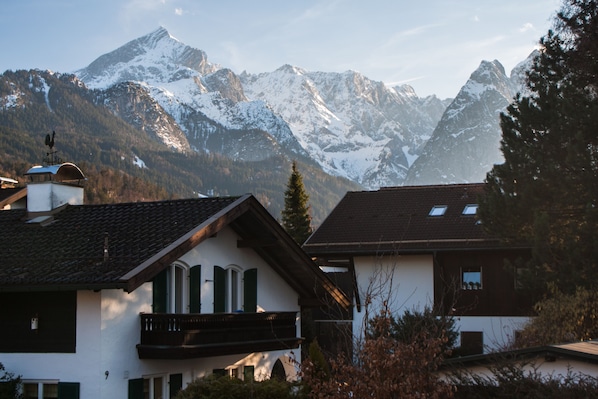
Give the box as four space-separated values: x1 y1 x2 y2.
74 26 534 190
76 27 306 159
241 66 447 187
403 55 534 186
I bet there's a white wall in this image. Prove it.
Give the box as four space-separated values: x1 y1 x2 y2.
352 254 434 340
180 226 299 313
350 254 529 352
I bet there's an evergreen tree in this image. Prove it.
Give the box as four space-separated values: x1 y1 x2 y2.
281 161 313 244
479 0 598 295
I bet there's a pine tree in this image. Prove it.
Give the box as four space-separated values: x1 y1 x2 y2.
282 161 313 245
479 0 598 294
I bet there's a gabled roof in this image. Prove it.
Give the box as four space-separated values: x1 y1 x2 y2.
0 194 349 307
304 183 524 256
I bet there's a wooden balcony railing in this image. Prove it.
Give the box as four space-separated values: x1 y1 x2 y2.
137 311 301 359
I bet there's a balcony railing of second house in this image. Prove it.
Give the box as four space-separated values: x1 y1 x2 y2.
137 311 301 359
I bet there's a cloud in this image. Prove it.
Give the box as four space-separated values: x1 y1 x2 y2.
519 22 534 32
175 7 184 16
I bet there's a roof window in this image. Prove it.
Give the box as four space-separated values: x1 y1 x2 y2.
462 204 478 215
429 205 447 217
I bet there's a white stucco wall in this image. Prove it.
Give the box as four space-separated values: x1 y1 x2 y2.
350 254 530 352
3 226 302 398
352 254 434 340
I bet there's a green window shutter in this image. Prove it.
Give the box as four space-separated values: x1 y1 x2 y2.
57 382 80 399
169 374 183 398
213 266 225 313
153 268 168 313
190 265 201 313
128 378 144 399
244 268 258 313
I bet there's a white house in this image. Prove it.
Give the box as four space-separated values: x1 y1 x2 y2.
303 184 533 355
0 162 349 399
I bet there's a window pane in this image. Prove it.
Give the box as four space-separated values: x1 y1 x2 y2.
154 377 164 399
174 266 183 313
462 268 482 289
43 383 58 399
231 269 239 311
23 383 39 399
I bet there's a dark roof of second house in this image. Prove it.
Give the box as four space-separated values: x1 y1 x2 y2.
0 194 349 307
304 183 525 256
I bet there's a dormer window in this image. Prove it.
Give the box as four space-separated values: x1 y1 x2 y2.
462 204 478 215
429 205 447 217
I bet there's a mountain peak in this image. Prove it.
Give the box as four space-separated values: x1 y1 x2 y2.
76 27 218 89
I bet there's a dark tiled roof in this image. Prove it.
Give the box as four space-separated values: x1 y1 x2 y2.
304 183 519 255
0 196 240 290
0 194 350 308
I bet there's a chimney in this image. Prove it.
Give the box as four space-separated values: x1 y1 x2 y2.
24 162 86 216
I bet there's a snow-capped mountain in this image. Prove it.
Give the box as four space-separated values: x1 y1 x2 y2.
240 66 447 187
73 27 535 189
77 27 307 161
403 56 531 185
76 27 448 188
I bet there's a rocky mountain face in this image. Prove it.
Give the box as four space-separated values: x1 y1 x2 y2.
75 27 452 189
404 57 531 185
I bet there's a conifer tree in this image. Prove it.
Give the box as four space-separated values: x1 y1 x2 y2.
479 0 598 294
282 161 313 244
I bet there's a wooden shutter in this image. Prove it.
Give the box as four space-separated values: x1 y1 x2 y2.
57 382 80 399
213 266 225 313
190 265 201 313
243 268 258 313
128 378 144 399
169 374 183 398
152 269 168 313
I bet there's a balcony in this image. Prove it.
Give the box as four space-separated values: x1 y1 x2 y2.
137 311 301 359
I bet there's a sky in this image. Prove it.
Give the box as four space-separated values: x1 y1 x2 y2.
1 0 561 99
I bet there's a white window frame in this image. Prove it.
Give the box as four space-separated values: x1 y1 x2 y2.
225 265 243 313
22 380 59 399
143 374 167 399
167 262 189 313
462 266 482 290
429 205 448 216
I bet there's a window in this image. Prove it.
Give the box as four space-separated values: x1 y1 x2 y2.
214 266 257 313
460 331 483 355
243 366 255 382
22 381 79 399
462 204 478 215
143 376 165 399
462 266 482 290
152 264 201 314
23 382 57 399
429 205 447 216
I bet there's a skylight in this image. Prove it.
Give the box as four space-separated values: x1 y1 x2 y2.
462 204 479 215
429 205 447 216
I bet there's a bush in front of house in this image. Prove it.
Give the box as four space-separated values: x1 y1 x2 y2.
174 374 304 399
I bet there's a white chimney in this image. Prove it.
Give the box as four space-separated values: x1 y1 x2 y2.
25 163 86 214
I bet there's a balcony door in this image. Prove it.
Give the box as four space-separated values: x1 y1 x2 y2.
152 263 201 313
214 265 257 313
